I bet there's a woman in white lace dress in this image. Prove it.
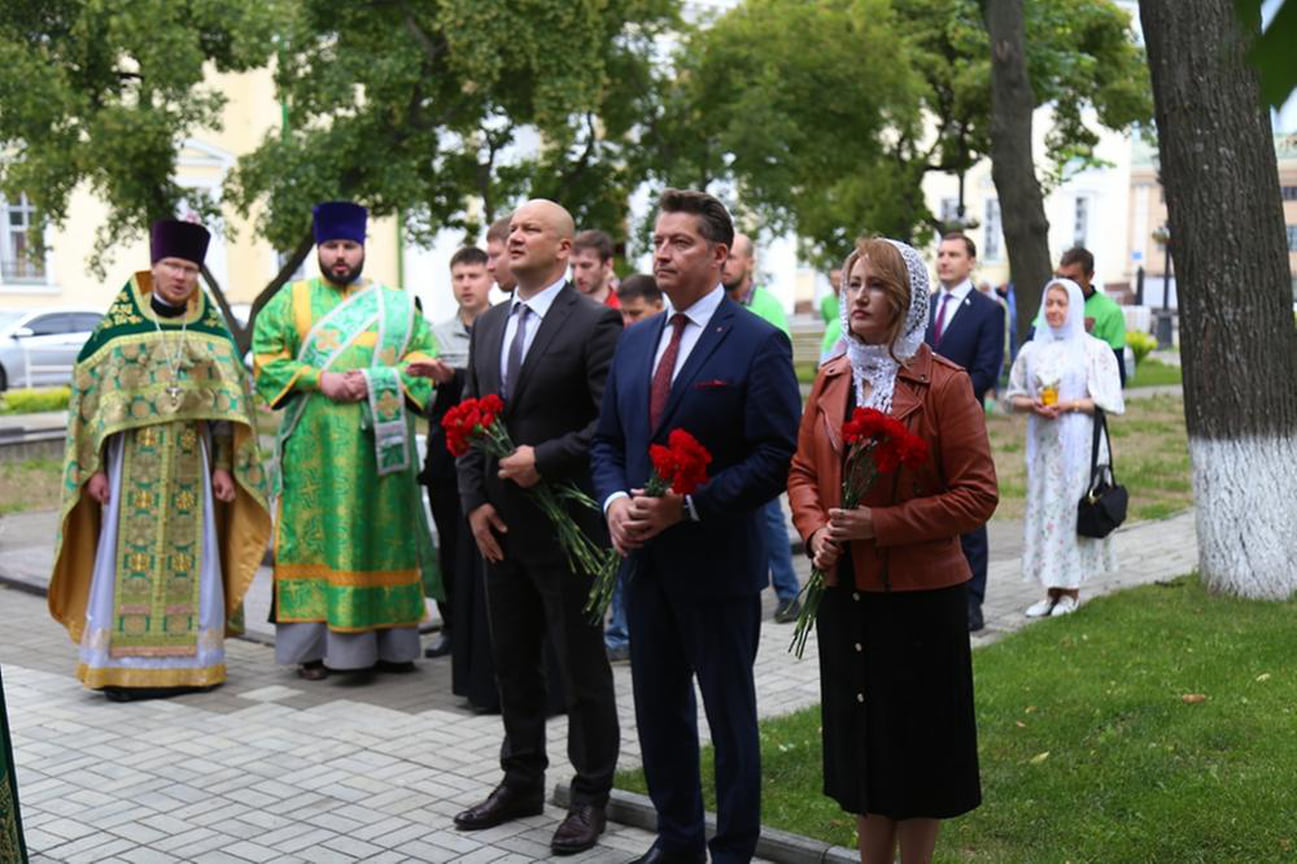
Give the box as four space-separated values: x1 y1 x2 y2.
1005 278 1124 617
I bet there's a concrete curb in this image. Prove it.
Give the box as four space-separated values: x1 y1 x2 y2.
553 784 857 864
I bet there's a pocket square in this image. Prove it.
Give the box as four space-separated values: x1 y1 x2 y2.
694 379 731 389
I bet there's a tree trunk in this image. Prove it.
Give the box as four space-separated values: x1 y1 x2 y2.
981 0 1052 349
202 230 315 355
1142 0 1297 599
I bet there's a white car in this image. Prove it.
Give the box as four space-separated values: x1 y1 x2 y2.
0 308 103 390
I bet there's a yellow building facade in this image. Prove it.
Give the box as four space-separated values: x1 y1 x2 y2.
0 67 401 313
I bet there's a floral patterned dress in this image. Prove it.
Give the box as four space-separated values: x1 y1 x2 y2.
1006 335 1125 589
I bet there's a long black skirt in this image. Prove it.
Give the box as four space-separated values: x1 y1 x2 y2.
817 581 980 820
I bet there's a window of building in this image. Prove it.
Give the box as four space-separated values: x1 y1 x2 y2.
1288 224 1297 252
1 194 46 283
1073 196 1090 248
1283 186 1297 202
983 199 1003 262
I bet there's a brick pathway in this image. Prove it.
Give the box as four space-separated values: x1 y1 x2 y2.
1 505 1199 862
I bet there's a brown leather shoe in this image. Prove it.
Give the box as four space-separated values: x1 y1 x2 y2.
453 784 544 830
550 802 607 855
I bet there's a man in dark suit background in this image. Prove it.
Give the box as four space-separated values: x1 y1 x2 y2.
592 189 801 864
924 232 1005 632
453 199 622 855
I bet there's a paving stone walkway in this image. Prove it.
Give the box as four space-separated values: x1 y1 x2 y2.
0 504 1199 862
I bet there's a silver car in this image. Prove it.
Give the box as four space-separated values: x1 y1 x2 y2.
0 308 104 390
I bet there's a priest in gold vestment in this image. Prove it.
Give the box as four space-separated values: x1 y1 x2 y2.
49 220 272 701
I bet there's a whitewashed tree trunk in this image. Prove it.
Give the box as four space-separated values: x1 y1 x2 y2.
1142 0 1297 599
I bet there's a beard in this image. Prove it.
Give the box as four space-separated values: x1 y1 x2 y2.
319 252 365 286
722 274 744 293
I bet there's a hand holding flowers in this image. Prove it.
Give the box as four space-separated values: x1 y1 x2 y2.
790 407 929 658
444 395 617 591
593 429 712 619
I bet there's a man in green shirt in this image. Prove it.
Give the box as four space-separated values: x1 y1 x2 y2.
722 233 800 622
819 267 844 363
1057 246 1127 387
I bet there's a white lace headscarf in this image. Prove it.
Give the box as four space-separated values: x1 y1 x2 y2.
839 238 931 413
1025 278 1093 481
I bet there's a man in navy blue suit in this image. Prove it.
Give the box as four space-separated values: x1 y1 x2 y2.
591 190 801 864
924 232 1005 632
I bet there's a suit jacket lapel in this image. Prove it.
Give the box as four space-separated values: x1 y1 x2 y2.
652 299 735 436
944 293 975 335
816 363 851 454
892 347 933 425
481 303 509 397
510 283 574 406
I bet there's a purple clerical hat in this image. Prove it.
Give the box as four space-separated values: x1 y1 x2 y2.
312 201 368 245
150 220 211 265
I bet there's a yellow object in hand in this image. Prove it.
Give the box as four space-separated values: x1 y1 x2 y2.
1040 385 1059 406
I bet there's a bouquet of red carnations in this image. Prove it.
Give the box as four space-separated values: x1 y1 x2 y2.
586 429 712 619
789 407 929 658
443 395 617 590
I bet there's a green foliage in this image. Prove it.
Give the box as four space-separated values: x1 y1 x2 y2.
0 0 281 277
648 0 1152 266
622 577 1297 860
1126 329 1157 364
0 386 71 415
1238 0 1297 108
225 0 680 254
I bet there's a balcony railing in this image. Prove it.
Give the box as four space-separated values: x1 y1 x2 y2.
1 258 46 283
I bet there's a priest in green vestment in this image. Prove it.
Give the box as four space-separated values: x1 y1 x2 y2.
1 667 28 863
49 220 273 700
253 201 447 680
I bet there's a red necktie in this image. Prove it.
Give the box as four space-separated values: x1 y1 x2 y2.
650 313 689 430
933 291 954 347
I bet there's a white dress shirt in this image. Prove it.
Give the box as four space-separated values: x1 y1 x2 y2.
653 284 725 383
604 284 725 520
499 276 566 394
934 278 974 329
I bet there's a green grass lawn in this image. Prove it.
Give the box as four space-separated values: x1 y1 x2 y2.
987 394 1192 521
619 577 1297 861
0 457 63 514
1130 357 1182 388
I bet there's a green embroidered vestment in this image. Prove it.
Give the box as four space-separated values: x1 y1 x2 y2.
254 278 441 632
0 668 27 863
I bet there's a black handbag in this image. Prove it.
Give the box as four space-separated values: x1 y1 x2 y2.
1076 407 1128 538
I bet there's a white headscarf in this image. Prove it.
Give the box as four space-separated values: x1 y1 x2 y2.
839 238 930 413
1025 277 1093 481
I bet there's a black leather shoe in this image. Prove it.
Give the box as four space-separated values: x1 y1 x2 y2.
630 841 707 864
453 784 544 830
375 659 417 674
968 604 985 633
424 631 452 658
550 802 606 855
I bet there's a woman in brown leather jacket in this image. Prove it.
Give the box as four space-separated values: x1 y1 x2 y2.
788 237 998 864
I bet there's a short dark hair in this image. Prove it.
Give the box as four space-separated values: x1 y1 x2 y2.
617 273 662 305
572 229 614 262
658 188 734 248
940 232 977 259
449 246 488 270
486 216 511 244
1059 246 1095 276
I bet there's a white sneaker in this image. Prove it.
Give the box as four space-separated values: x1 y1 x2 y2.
1024 598 1055 618
1050 595 1079 616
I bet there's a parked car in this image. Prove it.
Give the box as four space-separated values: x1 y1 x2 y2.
0 308 103 390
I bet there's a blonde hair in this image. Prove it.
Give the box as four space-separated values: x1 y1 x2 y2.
846 236 912 363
